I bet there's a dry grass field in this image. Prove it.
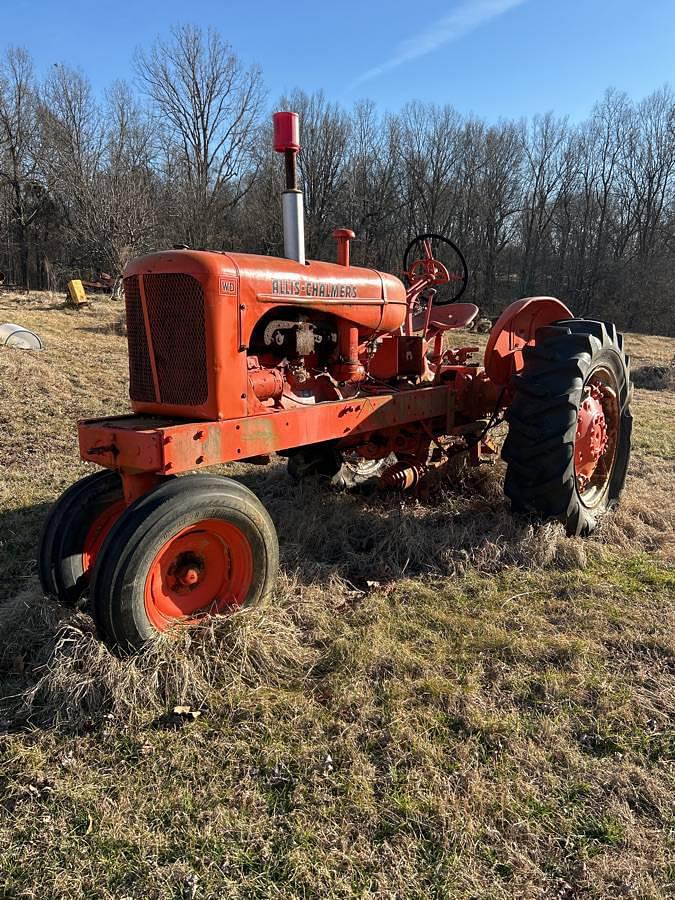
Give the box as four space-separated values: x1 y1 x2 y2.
0 292 673 899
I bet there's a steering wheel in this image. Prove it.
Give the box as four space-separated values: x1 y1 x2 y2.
402 232 468 305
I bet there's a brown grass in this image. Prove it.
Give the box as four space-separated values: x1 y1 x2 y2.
0 295 674 899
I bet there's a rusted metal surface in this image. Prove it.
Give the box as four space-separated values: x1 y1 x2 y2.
484 296 573 388
79 385 455 477
411 302 479 335
379 460 427 490
45 106 628 651
81 273 116 293
76 114 572 512
122 249 407 421
574 370 619 498
575 383 608 486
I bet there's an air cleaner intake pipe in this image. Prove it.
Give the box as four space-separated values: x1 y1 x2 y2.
273 111 305 265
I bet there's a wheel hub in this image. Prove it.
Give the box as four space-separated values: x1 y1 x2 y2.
144 520 254 629
168 552 204 590
575 383 610 490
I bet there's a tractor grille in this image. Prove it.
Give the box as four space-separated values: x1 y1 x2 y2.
123 273 209 407
124 275 155 402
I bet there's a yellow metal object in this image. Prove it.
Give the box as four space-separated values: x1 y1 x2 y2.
67 279 87 305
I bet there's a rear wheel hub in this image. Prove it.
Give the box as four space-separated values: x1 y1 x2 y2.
574 370 619 504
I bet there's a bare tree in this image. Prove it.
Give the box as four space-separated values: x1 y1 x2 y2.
37 68 158 282
519 113 573 294
135 25 265 248
0 48 43 286
397 102 462 235
0 32 673 336
617 88 675 330
474 121 524 311
232 122 285 256
340 101 401 268
279 90 352 259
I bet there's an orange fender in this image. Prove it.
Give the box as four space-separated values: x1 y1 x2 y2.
484 296 573 388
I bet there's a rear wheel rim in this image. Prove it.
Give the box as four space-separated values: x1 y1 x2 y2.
144 519 254 631
574 366 620 508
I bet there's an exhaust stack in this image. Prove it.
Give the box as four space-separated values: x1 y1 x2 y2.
273 112 305 265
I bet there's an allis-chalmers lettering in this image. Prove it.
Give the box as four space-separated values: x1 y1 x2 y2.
271 278 358 299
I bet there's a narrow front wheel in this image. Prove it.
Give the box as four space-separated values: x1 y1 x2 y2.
91 475 279 652
38 471 125 604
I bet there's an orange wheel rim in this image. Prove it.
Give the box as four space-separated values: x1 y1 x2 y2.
144 519 254 631
574 367 620 507
82 499 126 576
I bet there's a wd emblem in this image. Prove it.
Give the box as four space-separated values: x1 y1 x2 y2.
219 277 237 294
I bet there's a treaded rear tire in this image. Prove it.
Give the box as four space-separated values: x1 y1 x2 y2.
91 474 279 653
330 454 395 490
502 319 632 536
287 444 393 490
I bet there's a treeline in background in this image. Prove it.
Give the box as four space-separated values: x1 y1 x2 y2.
1 25 674 334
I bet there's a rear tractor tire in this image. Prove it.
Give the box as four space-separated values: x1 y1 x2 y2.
331 454 393 490
287 442 343 482
287 444 391 490
502 319 632 536
38 470 126 604
91 474 279 653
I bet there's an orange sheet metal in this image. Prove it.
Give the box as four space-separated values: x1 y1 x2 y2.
79 386 453 476
124 249 407 422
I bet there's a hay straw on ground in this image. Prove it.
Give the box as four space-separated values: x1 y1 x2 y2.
0 587 314 729
0 461 602 731
632 356 675 391
0 397 671 732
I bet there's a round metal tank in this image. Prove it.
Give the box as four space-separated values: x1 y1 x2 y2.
0 323 43 350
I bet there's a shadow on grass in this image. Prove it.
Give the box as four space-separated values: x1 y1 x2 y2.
0 301 69 312
0 460 546 605
234 460 553 586
0 501 51 604
75 321 126 337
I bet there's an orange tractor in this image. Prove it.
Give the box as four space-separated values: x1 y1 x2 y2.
39 112 633 651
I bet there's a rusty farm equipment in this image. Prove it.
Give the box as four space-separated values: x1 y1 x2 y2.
39 111 633 652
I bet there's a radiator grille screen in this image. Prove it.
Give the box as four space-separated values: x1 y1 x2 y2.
123 275 155 402
143 273 209 407
124 272 209 408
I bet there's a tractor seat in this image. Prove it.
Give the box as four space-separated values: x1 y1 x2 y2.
412 302 480 335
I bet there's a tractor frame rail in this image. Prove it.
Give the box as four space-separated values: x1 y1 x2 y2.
79 383 466 501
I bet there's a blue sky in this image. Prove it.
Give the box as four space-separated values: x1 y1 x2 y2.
3 0 675 121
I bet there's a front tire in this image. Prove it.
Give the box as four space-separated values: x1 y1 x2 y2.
502 319 632 536
91 474 279 652
38 471 125 604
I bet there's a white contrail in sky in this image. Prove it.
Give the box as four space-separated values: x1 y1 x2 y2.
351 0 527 87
